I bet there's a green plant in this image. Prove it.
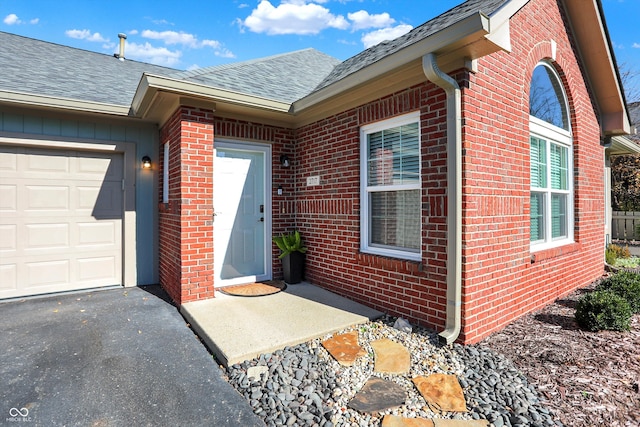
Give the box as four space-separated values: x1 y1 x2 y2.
597 271 640 313
272 230 308 259
606 246 618 265
575 290 632 332
613 256 640 269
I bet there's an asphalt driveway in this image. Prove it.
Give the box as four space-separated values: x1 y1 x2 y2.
0 286 263 427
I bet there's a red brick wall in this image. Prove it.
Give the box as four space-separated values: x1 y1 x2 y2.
295 85 451 330
294 0 604 343
158 106 215 304
459 0 603 342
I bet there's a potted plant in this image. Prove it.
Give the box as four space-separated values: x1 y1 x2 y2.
273 230 307 284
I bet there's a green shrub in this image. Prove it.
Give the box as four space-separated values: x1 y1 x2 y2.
597 271 640 313
575 290 632 332
606 246 618 265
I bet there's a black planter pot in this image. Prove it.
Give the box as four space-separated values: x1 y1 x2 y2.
282 252 305 284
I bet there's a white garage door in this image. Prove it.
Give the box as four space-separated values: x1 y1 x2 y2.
0 145 123 299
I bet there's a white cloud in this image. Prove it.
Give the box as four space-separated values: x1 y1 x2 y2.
65 29 108 42
348 10 395 31
361 24 413 48
633 42 640 48
128 29 139 35
141 30 199 47
140 30 235 58
3 14 20 25
241 0 349 35
30 18 39 24
125 42 182 66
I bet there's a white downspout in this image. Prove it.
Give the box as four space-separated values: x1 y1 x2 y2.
422 53 463 345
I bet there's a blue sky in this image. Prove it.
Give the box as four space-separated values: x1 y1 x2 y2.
2 0 639 100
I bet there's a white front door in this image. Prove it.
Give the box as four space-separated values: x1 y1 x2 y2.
214 142 271 287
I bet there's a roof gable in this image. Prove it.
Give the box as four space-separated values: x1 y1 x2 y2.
170 49 341 104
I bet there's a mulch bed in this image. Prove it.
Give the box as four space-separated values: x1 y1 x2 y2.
480 278 640 427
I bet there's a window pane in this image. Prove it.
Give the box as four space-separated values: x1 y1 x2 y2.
551 194 567 238
530 192 544 242
530 65 569 130
550 143 568 190
370 190 420 250
530 136 546 188
367 122 419 186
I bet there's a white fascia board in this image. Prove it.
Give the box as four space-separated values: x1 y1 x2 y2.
480 0 531 52
0 89 131 116
292 12 491 113
131 74 292 118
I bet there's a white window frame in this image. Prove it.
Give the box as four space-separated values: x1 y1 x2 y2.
529 63 574 251
360 112 421 261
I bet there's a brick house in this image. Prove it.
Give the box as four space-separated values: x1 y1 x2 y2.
0 0 633 344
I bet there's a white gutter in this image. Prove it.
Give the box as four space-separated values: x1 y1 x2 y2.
0 89 131 116
131 74 292 118
422 53 463 345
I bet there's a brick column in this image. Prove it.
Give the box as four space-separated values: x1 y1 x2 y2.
159 106 214 305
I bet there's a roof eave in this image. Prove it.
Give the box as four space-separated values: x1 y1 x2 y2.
131 74 292 120
562 0 631 136
293 11 493 113
0 89 131 116
607 136 640 155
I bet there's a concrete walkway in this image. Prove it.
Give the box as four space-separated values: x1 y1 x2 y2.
181 282 383 367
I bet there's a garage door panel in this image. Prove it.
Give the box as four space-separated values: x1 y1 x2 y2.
78 222 117 246
26 185 70 211
25 149 71 174
0 224 16 251
78 256 118 281
0 144 124 299
0 146 18 171
26 259 70 287
25 223 69 249
78 183 122 217
0 264 17 290
0 184 17 211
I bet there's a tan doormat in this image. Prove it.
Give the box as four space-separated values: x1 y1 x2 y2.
218 280 287 297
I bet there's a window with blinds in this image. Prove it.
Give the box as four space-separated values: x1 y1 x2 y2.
529 61 573 250
360 112 421 260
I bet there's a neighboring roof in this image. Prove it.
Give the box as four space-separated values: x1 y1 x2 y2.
315 0 509 91
172 49 341 104
629 101 640 128
0 31 176 107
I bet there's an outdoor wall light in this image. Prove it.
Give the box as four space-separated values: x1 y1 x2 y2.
280 154 290 168
141 156 152 169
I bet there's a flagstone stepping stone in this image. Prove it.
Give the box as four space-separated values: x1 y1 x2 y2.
347 377 406 413
412 374 468 412
321 331 366 366
382 415 489 427
382 415 435 426
371 338 411 374
433 420 489 427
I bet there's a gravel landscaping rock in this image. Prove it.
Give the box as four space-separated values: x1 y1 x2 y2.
225 315 561 427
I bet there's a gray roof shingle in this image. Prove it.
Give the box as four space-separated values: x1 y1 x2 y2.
171 49 341 104
0 31 176 107
0 0 512 108
314 0 510 92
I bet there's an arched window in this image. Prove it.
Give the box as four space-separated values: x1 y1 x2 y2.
529 62 573 249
